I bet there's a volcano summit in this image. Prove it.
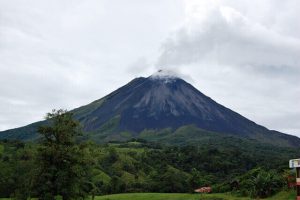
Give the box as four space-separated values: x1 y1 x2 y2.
1 70 299 147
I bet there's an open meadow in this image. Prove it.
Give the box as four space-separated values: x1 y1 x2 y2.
0 191 295 200
93 191 296 200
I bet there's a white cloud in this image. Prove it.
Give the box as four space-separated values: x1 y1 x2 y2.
0 0 299 137
156 0 300 136
0 0 183 130
158 1 300 70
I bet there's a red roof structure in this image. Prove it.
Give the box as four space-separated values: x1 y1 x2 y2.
194 187 212 193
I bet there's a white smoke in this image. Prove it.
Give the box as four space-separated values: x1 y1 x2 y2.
150 68 194 83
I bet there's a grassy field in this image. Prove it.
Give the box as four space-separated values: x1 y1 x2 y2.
94 191 296 200
0 191 296 200
94 193 249 200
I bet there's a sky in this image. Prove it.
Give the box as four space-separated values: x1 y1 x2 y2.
0 0 299 137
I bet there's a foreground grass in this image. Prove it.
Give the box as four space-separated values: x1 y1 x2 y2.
0 191 296 200
94 193 248 200
94 190 296 200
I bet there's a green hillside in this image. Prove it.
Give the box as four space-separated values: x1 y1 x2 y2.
0 139 299 198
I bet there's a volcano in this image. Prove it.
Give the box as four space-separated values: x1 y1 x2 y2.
1 70 299 147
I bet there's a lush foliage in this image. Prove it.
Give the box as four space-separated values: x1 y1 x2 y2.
0 137 299 198
0 109 299 199
0 110 93 200
33 109 93 200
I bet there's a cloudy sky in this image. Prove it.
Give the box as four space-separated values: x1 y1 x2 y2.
0 0 299 137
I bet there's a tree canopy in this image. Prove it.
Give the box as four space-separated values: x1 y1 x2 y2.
34 109 92 200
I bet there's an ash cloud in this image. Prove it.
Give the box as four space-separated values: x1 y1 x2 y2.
155 0 300 136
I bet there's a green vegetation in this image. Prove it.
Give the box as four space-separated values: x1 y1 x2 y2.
0 144 3 156
0 110 299 199
94 193 250 200
0 138 299 199
0 190 296 199
92 191 296 200
33 109 93 200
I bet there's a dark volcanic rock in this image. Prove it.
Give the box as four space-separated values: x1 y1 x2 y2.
1 70 300 147
80 76 256 135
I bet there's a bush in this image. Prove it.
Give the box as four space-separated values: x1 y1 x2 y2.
238 168 285 198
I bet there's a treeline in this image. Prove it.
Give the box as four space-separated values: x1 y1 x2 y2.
0 138 298 199
0 110 299 199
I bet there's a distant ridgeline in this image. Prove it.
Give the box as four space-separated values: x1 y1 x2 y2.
1 70 300 148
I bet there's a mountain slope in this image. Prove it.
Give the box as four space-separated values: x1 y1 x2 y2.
1 71 299 147
77 76 264 135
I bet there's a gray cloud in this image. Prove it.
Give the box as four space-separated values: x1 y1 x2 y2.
155 0 300 136
0 0 299 137
127 57 153 76
157 4 300 72
0 0 183 130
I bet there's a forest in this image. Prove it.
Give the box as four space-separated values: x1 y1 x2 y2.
0 138 298 199
0 110 299 199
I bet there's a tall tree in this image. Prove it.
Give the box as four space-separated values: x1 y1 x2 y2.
34 109 91 200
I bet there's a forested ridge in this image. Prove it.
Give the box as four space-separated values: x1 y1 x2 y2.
0 110 298 199
0 138 298 199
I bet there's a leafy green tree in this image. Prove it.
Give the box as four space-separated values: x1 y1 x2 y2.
189 168 212 191
157 166 190 193
249 169 284 198
238 168 285 198
13 147 36 200
33 109 92 200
